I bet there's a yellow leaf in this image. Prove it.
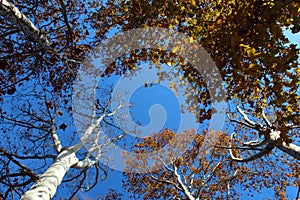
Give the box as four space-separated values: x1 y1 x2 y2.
249 63 256 69
191 19 197 25
189 37 194 43
247 48 258 58
239 44 250 49
287 107 293 113
191 0 196 6
167 60 176 66
172 46 180 53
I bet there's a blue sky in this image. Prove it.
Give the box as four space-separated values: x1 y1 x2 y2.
92 27 300 199
1 2 299 200
3 13 297 200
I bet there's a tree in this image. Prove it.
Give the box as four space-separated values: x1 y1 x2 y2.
123 129 240 199
94 0 299 199
0 75 126 200
92 0 299 162
0 0 127 199
1 0 299 199
123 129 299 199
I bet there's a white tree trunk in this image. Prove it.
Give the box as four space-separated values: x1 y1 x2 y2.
0 0 50 50
21 150 79 200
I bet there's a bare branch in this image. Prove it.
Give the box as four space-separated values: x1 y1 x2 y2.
214 145 264 151
58 0 73 34
71 102 125 153
173 163 196 200
74 157 96 168
0 27 19 37
237 106 257 127
50 119 62 153
82 164 100 192
276 142 300 160
230 144 274 162
261 107 272 127
229 133 275 162
1 148 55 160
227 169 239 200
67 170 86 200
242 137 268 147
227 113 256 129
198 162 221 189
286 123 300 129
0 149 39 182
147 173 183 192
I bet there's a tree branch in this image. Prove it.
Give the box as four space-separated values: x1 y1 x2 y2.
0 0 50 50
50 119 62 153
227 113 256 129
0 27 19 38
276 142 300 160
237 106 257 127
173 163 196 200
198 162 221 190
147 173 183 192
229 133 275 162
0 149 39 182
242 137 268 148
261 107 272 127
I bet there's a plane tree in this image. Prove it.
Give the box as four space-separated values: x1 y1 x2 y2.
0 0 126 199
92 0 300 199
123 128 299 199
92 0 300 163
0 0 299 199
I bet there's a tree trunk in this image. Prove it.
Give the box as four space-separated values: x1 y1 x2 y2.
21 150 79 200
0 0 50 50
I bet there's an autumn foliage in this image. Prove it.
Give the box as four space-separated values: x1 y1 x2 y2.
0 0 299 199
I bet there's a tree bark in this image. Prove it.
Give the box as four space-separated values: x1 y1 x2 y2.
277 142 300 160
0 0 50 50
20 150 79 200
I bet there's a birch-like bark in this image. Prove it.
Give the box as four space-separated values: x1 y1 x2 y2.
20 150 79 200
228 107 300 161
20 101 124 199
0 0 50 50
270 130 300 159
277 142 300 160
173 164 196 200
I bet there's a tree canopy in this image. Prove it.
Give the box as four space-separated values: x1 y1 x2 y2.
0 0 299 199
